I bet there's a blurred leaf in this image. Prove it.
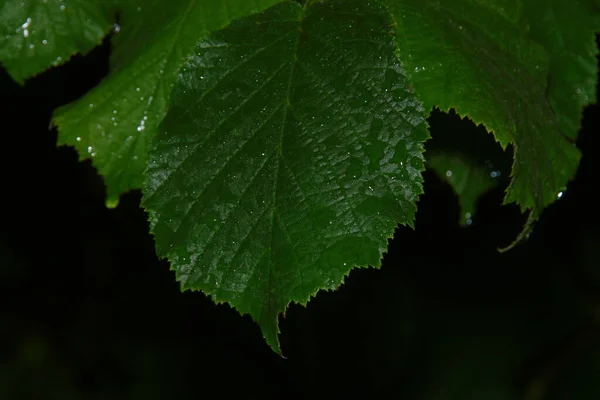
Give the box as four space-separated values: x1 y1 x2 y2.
428 152 499 225
523 0 599 138
385 0 584 214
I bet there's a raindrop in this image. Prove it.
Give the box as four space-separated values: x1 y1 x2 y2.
112 110 117 114
557 191 564 199
28 44 34 49
135 87 140 92
60 4 65 11
89 103 94 108
76 137 81 141
87 146 93 153
113 23 121 33
18 17 31 37
445 170 452 177
137 116 147 132
42 39 47 45
490 171 500 178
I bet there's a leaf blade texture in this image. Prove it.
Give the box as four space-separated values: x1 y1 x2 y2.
51 0 282 205
142 0 429 352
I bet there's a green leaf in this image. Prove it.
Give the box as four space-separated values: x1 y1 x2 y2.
52 0 282 206
142 0 429 352
384 0 583 214
428 152 499 226
523 0 600 139
0 0 114 83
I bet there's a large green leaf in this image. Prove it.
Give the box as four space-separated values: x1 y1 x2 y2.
142 0 429 352
384 0 583 214
0 0 114 83
52 0 282 206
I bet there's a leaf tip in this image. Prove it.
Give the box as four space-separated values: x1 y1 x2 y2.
497 208 538 253
263 318 285 358
105 196 120 209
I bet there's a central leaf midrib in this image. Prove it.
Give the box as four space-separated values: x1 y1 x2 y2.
266 6 306 324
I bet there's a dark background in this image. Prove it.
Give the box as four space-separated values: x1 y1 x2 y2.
1 33 599 399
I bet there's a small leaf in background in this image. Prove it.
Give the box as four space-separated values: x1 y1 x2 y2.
52 0 282 206
427 152 499 226
385 0 584 214
0 0 114 83
143 0 429 352
424 108 512 227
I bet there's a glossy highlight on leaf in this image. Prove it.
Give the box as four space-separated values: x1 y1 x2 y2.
142 0 429 352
